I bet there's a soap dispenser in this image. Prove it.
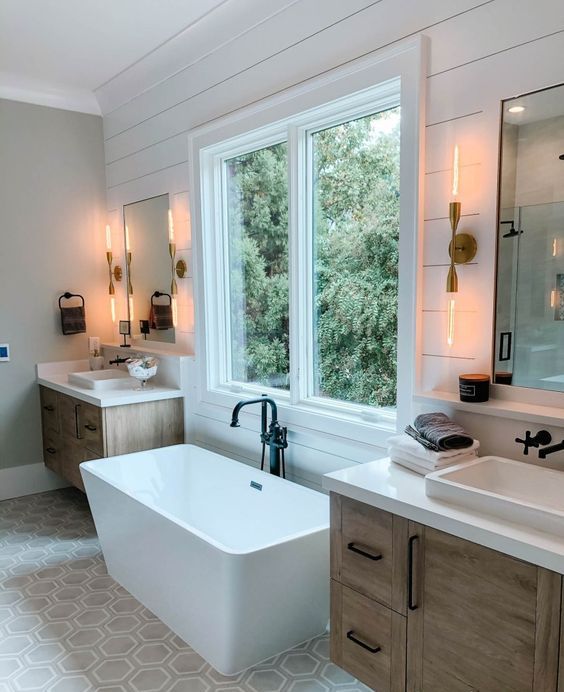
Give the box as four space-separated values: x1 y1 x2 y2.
88 337 104 370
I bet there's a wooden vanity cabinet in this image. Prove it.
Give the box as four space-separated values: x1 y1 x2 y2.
330 493 562 692
331 494 408 692
407 522 560 692
40 385 184 492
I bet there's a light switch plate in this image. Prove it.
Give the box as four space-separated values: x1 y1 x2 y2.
0 344 10 361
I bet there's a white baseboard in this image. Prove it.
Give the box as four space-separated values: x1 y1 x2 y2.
0 463 69 502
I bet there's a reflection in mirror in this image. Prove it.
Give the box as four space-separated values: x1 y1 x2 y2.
123 194 175 344
495 83 564 391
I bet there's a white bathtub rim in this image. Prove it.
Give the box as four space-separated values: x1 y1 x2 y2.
80 458 328 557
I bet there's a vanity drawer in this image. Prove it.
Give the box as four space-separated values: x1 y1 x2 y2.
62 438 100 492
59 394 80 439
75 401 104 455
337 496 396 608
331 581 406 692
40 386 59 434
43 433 62 475
59 395 104 454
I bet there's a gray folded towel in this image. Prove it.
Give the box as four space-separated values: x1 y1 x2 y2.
60 306 86 335
413 412 473 451
150 304 173 330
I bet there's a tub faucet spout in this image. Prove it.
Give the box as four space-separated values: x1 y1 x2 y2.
229 396 287 477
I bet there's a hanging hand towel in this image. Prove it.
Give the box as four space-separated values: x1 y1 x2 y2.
59 293 86 335
149 292 174 330
151 304 173 330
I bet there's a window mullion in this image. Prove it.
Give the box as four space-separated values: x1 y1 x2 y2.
288 125 301 405
303 127 315 403
218 155 232 386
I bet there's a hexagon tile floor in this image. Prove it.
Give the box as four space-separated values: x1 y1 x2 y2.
0 488 370 692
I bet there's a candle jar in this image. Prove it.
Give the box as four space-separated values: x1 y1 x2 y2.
459 374 490 402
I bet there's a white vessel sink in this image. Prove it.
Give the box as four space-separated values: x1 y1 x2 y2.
426 456 564 535
68 370 134 390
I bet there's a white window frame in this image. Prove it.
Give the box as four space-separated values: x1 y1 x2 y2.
189 36 426 447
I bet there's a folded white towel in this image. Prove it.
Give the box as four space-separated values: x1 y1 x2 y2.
389 451 478 476
391 457 435 475
387 434 479 465
390 453 478 476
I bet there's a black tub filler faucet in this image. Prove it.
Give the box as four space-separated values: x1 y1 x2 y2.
230 396 288 478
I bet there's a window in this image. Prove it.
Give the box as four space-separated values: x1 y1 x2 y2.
192 40 423 438
225 143 290 390
311 108 400 408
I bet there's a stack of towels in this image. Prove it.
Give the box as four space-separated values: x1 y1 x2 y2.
388 412 479 476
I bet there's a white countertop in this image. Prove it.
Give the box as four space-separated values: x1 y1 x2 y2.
37 360 183 408
323 457 564 575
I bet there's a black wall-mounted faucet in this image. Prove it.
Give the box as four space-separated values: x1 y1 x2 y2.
539 439 564 459
230 395 288 477
109 355 129 366
515 430 552 456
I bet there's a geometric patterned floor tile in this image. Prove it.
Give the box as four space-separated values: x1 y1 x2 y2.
0 489 369 692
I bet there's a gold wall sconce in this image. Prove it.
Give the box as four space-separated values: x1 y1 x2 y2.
446 146 478 346
105 225 123 323
168 209 187 327
175 258 188 279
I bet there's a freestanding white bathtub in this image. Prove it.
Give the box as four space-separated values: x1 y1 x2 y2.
81 444 329 675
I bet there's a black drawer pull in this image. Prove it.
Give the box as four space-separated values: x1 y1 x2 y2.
408 534 419 611
346 630 381 654
43 405 55 412
84 424 97 432
46 447 57 455
347 542 383 561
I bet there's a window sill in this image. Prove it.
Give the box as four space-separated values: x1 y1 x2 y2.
198 387 397 448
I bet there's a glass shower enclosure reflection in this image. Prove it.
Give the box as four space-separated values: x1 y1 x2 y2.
495 201 564 391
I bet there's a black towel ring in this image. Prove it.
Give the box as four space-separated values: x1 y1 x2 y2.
58 292 85 309
151 291 172 306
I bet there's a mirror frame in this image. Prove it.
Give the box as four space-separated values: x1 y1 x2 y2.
493 80 564 392
122 192 175 344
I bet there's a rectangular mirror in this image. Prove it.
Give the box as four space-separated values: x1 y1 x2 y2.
495 83 564 391
123 193 175 344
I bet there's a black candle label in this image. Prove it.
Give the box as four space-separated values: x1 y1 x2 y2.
460 384 476 397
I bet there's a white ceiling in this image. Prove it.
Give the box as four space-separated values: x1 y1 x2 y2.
0 0 230 114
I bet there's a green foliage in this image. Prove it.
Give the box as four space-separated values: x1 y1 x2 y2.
226 108 400 406
313 109 400 406
227 144 290 387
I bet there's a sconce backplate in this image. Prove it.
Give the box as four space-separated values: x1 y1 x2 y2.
113 266 123 282
449 233 477 264
175 259 188 279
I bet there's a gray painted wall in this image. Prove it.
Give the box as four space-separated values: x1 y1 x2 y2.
0 99 109 470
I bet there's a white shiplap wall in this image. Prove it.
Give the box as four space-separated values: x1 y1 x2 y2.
98 0 564 488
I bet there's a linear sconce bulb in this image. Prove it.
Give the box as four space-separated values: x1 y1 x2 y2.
447 295 456 347
171 296 178 328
